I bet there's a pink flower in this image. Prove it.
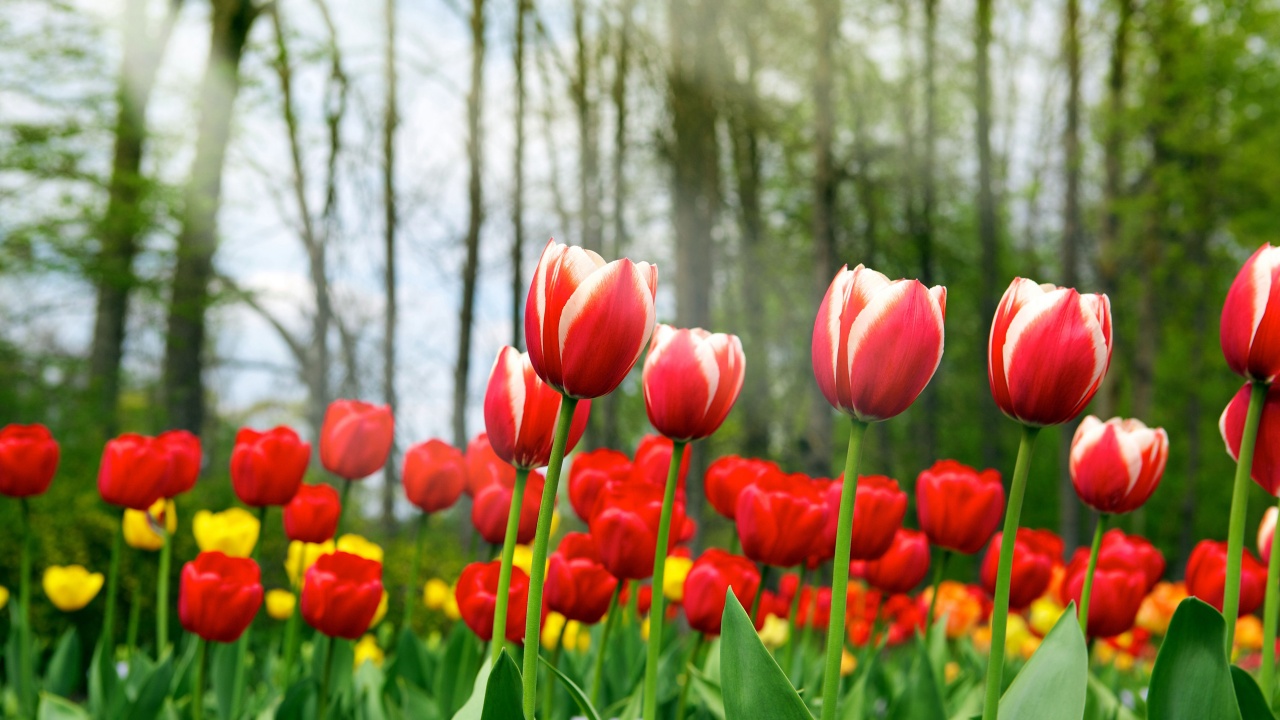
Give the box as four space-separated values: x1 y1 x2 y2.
642 325 745 441
483 346 590 469
1220 244 1280 383
1069 416 1168 514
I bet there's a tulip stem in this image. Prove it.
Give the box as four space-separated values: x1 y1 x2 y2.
336 479 354 538
317 636 336 720
522 395 579 720
102 518 124 661
642 439 688 720
1078 513 1107 640
230 505 269 718
494 468 530 664
926 550 950 631
675 633 707 720
542 621 567 720
280 548 308 686
192 637 208 720
17 497 33 716
784 566 807 678
1261 493 1280 709
157 531 172 656
1225 381 1269 654
819 418 868 720
404 512 429 635
981 423 1040 720
589 584 621 707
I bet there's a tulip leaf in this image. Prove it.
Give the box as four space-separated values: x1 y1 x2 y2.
211 640 240 719
891 647 946 720
479 651 523 720
451 658 493 720
43 627 81 698
275 678 318 720
1084 674 1140 720
437 624 483 718
719 590 813 720
541 655 604 720
688 666 726 720
998 601 1088 720
1231 666 1276 720
391 627 431 690
123 656 173 720
36 693 91 720
88 637 123 720
1147 598 1242 720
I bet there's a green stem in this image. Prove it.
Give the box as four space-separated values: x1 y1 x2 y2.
157 530 172 656
1078 514 1107 640
926 550 950 631
542 621 567 720
192 638 208 720
1225 381 1269 653
522 395 579 719
18 498 33 716
980 424 1040 720
783 566 807 677
126 582 141 660
627 580 640 625
1261 493 1280 709
103 518 124 660
230 505 268 718
819 419 868 720
675 633 707 720
643 439 688 720
404 513 429 634
494 468 530 664
316 635 336 720
589 585 621 707
336 479 354 538
280 548 307 686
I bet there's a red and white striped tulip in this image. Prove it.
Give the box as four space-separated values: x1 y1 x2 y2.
988 278 1112 427
524 239 658 399
1221 244 1280 383
811 265 946 422
642 325 746 442
1220 382 1280 495
483 346 591 470
1069 416 1169 515
1259 507 1277 564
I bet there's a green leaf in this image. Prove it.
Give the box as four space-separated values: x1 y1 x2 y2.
1084 674 1139 720
541 654 603 720
210 640 240 719
1231 666 1276 720
123 657 173 720
1147 598 1242 720
394 678 442 720
436 625 482 718
87 638 123 720
689 666 726 720
719 590 813 720
479 651 523 720
998 601 1088 720
274 678 317 720
37 693 90 720
392 627 431 690
891 649 946 720
42 628 81 698
450 658 493 720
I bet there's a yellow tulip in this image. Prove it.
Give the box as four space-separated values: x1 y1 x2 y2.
266 590 296 620
840 649 857 677
193 508 260 558
564 619 590 652
0 586 9 611
372 591 389 627
124 499 177 552
944 661 960 684
354 635 384 668
757 614 789 650
43 565 104 612
542 611 568 650
662 556 693 602
337 534 384 564
444 591 461 620
550 511 561 539
511 545 535 576
1028 597 1066 638
423 578 451 611
286 540 336 587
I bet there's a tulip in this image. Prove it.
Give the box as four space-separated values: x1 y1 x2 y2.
372 591 389 627
42 565 104 612
179 551 263 643
354 635 384 668
979 529 1060 611
472 470 543 545
402 439 467 512
642 325 746 441
464 433 516 497
301 551 384 639
423 578 452 612
336 533 384 564
283 483 341 544
285 540 335 586
484 346 592 469
319 399 395 481
230 426 310 508
737 470 827 569
567 448 631 522
682 550 761 635
631 434 691 489
0 587 8 611
704 456 776 522
1221 244 1280 383
266 590 296 620
1060 551 1148 638
919 582 984 639
916 460 1004 554
862 529 930 595
662 555 693 602
546 533 618 624
1186 540 1267 618
1070 416 1168 516
99 433 169 510
541 613 590 652
157 429 201 498
1262 507 1278 565
456 560 531 642
0 423 59 498
123 498 176 552
1099 530 1164 592
193 508 261 558
820 474 906 562
1222 384 1280 497
589 482 684 580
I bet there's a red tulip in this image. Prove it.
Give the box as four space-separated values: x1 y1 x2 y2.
157 430 201 498
821 474 907 562
704 456 777 521
916 460 1004 555
1061 552 1146 638
567 448 631 522
736 470 826 568
796 586 833 630
988 278 1113 426
465 433 517 496
642 325 746 441
682 550 761 635
589 482 685 580
178 551 264 643
979 529 1061 611
619 582 654 616
456 560 532 642
861 528 930 595
402 439 467 512
631 434 690 489
300 551 384 639
811 264 946 422
1221 383 1280 495
524 239 658 399
282 483 341 544
98 433 168 510
1186 539 1267 617
230 426 310 507
545 532 618 624
472 469 545 545
319 399 394 480
1220 244 1280 383
484 346 592 469
1099 529 1165 592
0 424 59 498
1069 416 1168 514
1260 507 1277 564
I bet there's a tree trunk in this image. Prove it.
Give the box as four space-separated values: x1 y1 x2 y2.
90 0 181 438
573 0 602 252
511 0 528 349
162 0 258 433
1057 0 1083 551
382 0 400 526
453 0 486 448
975 0 1000 468
1095 0 1131 419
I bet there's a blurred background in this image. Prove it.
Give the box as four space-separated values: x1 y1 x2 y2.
1 0 1278 639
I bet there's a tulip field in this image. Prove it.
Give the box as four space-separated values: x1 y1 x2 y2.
5 239 1280 720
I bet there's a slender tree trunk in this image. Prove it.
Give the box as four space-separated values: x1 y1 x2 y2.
1057 0 1083 551
90 0 181 438
573 0 602 252
382 0 400 526
453 0 486 448
512 0 528 349
975 0 1000 468
916 0 941 463
162 0 259 433
1095 0 1131 419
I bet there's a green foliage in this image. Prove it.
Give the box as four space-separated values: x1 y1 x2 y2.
1147 598 1242 720
720 591 813 720
998 603 1088 720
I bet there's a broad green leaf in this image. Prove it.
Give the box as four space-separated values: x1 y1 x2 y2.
211 640 240 719
998 601 1088 720
87 638 123 720
1147 598 1242 720
395 678 442 720
891 650 946 720
839 667 869 720
392 627 431 690
451 656 494 720
37 693 90 720
1085 674 1139 720
42 628 81 698
689 666 726 720
437 625 482 718
123 657 173 720
541 654 603 720
719 590 813 720
479 651 523 720
274 678 317 720
1231 666 1276 720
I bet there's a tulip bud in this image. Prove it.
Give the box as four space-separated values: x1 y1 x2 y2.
1060 551 1151 639
979 529 1061 611
193 508 261 559
1069 416 1168 514
266 589 296 620
1220 382 1280 496
98 433 168 510
300 551 384 639
1260 507 1277 564
123 499 177 552
483 347 591 469
1220 244 1280 383
43 565 104 612
464 433 517 496
916 460 1004 555
179 551 264 643
589 482 685 580
472 470 544 545
320 399 394 480
456 559 532 642
283 483 342 544
736 470 827 569
682 549 760 636
862 528 930 595
157 429 202 498
545 532 617 624
1186 539 1267 618
820 474 907 562
1098 529 1165 592
631 434 691 489
0 423 59 498
642 325 746 441
402 439 467 513
567 448 631 522
230 426 310 507
704 456 776 521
